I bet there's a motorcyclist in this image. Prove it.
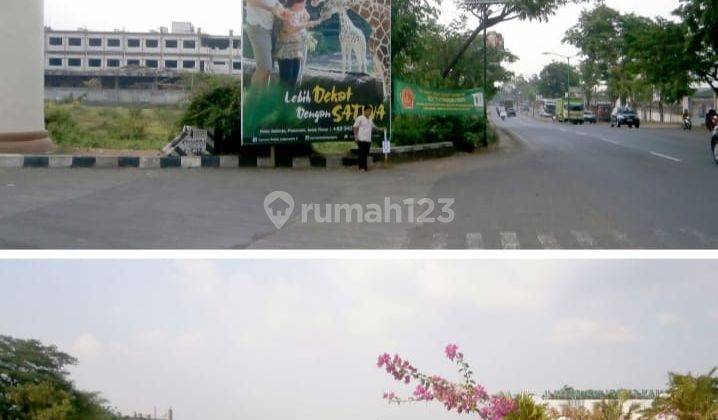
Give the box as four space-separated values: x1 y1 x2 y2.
682 109 692 129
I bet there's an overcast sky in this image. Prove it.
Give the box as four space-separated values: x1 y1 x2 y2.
1 260 717 420
43 0 679 77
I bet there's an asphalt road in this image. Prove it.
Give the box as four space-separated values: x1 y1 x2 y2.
0 114 716 249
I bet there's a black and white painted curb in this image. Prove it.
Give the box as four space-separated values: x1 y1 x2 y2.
0 142 455 169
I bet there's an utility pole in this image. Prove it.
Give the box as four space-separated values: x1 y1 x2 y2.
482 4 488 148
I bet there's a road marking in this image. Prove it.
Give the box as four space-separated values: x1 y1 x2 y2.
600 137 620 145
537 233 560 249
609 230 632 248
571 231 597 249
430 233 448 249
653 229 669 246
466 233 485 249
576 131 589 136
679 227 718 247
650 151 681 162
500 231 520 249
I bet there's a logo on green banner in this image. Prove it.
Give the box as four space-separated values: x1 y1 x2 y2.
393 80 484 116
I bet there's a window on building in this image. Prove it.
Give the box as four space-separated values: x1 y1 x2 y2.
183 60 196 69
107 59 120 68
107 38 121 47
145 59 159 68
213 61 226 66
232 40 241 49
165 39 178 48
68 58 82 67
183 40 196 49
165 60 178 69
233 61 241 70
89 38 102 47
49 58 63 67
88 58 102 67
127 39 140 48
127 59 140 66
49 37 63 46
68 37 82 47
146 39 159 48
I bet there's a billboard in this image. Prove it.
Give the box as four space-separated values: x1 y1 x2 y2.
241 0 390 145
393 80 485 117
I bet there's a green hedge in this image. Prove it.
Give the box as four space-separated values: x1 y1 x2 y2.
391 115 493 152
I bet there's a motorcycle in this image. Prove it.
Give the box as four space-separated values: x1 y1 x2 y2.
683 116 692 130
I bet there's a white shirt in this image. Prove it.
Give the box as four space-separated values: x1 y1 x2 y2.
246 0 278 30
353 115 377 143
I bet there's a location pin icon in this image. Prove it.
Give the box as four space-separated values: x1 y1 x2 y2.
264 191 295 230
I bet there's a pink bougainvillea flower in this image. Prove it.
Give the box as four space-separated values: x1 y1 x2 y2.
445 344 459 360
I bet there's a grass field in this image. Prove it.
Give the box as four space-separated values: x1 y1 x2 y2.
45 102 183 152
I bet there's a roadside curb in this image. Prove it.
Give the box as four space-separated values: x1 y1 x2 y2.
0 142 458 170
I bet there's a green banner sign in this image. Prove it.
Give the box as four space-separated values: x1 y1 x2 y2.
393 80 485 116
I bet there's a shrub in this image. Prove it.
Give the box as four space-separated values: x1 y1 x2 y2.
44 104 84 145
505 394 554 420
392 115 491 152
181 76 241 154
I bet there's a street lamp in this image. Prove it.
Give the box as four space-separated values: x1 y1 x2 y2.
542 51 577 100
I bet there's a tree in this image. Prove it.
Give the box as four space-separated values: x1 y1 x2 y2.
591 391 641 420
443 0 589 78
0 335 117 420
624 17 692 121
674 0 718 95
642 367 718 419
564 5 622 87
537 62 581 98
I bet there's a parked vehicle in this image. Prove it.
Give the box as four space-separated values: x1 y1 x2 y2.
506 107 517 117
610 107 640 128
556 98 585 124
584 111 597 124
500 109 507 120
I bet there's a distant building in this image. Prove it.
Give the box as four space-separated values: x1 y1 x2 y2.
44 22 241 89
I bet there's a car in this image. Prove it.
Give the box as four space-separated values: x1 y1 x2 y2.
712 123 718 164
499 109 508 120
506 107 517 117
583 111 597 124
611 107 640 128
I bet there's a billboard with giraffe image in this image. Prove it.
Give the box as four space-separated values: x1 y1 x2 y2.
241 0 390 145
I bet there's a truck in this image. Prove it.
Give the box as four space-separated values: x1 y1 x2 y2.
556 98 585 124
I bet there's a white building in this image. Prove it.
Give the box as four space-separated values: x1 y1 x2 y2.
44 22 241 77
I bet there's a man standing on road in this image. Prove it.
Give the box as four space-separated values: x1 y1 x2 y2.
353 107 384 172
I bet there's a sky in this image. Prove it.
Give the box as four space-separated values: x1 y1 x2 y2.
43 0 680 77
1 260 718 420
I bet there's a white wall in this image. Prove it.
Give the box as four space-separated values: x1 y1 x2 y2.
0 0 46 134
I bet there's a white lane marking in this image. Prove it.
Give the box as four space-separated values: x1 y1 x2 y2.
653 229 669 245
537 233 560 249
576 131 589 136
571 230 597 249
466 233 484 249
650 151 681 162
431 233 449 249
679 227 718 247
600 137 620 145
610 230 632 248
500 231 520 249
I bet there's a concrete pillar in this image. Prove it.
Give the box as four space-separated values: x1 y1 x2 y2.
0 0 54 153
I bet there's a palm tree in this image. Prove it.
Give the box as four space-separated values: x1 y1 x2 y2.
642 367 718 419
